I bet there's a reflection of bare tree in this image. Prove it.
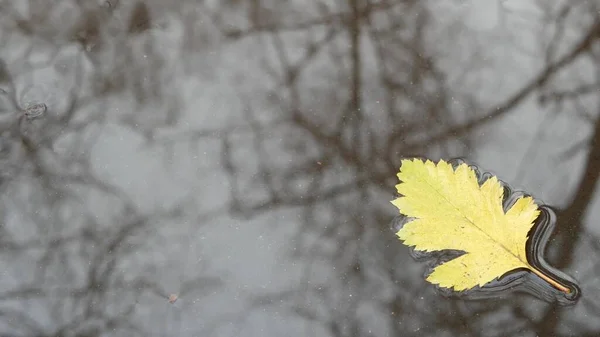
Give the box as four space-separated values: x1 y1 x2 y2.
0 1 222 336
4 0 600 335
213 1 600 336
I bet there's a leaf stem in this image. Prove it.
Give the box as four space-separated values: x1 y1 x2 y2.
529 265 570 293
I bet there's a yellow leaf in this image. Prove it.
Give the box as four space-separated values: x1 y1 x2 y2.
391 158 570 293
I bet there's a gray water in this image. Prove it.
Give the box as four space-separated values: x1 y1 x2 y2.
0 1 599 336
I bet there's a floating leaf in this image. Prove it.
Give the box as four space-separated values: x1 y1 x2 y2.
391 158 579 303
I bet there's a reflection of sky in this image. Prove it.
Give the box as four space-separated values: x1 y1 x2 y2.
85 55 312 334
1 1 598 336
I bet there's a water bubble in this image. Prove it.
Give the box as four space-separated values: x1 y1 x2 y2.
23 103 46 120
168 294 178 304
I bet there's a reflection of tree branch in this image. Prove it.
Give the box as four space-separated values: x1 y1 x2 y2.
0 308 45 336
348 0 362 156
537 117 600 335
512 104 561 185
215 0 400 40
406 18 600 151
0 2 224 336
217 2 600 336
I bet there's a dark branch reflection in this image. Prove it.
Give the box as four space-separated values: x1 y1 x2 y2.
0 0 599 336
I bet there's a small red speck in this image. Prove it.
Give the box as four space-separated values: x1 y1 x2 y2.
168 294 178 304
